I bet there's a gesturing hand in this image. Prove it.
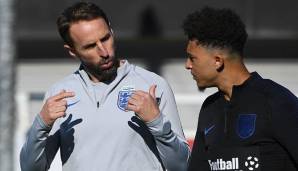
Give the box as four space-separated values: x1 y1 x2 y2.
127 85 160 122
40 90 75 126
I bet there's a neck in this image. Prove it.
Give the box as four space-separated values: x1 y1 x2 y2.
217 63 250 101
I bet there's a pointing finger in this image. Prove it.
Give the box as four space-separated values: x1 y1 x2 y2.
52 91 75 101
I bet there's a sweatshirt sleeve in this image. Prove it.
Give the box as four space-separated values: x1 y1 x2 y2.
270 90 298 166
20 114 60 171
20 90 61 171
146 81 190 171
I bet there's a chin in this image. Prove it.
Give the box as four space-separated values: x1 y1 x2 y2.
196 82 207 92
198 86 206 92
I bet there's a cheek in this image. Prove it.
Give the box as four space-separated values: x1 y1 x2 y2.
80 53 100 64
103 38 114 50
107 44 115 56
192 63 201 73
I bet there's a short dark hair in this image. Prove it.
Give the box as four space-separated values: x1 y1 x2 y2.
182 7 247 56
57 2 110 46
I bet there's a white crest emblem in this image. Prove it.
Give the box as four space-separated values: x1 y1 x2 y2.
117 85 135 111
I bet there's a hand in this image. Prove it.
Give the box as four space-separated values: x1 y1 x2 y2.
40 90 75 126
127 85 160 122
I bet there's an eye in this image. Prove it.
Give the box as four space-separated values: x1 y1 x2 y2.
187 53 194 62
84 43 96 49
100 33 111 42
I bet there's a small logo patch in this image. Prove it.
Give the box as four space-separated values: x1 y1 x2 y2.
245 156 259 170
204 125 215 136
67 100 80 108
237 114 257 139
117 86 135 111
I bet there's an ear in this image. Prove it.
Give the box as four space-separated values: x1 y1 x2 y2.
64 44 78 59
214 55 224 72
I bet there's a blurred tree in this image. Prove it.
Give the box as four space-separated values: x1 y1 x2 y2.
0 0 16 170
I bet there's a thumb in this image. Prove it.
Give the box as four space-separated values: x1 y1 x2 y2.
149 85 157 99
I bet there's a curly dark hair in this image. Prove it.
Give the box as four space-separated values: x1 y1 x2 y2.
57 2 110 46
182 7 247 56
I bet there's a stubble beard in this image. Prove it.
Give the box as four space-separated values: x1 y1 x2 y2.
82 56 120 84
196 79 206 92
197 84 206 92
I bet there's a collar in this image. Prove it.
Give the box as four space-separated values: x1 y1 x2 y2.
233 72 262 89
220 72 262 102
74 60 132 102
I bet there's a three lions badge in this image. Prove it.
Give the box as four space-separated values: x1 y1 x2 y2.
237 114 257 139
117 85 135 111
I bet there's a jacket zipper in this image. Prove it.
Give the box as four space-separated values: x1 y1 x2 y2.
224 103 231 135
224 113 228 134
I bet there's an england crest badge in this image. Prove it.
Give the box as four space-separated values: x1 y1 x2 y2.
237 114 257 139
117 85 135 111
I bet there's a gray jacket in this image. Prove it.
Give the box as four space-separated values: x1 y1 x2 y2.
20 60 190 171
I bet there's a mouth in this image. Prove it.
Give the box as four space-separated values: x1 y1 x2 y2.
101 60 113 70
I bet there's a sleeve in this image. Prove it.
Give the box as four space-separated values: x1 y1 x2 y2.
146 81 190 171
270 90 298 166
20 90 61 171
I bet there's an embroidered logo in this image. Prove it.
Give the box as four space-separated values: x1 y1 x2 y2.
66 100 80 108
204 125 215 136
117 85 135 111
237 114 257 139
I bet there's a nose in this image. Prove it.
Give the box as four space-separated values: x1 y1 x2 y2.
96 41 108 57
185 58 192 70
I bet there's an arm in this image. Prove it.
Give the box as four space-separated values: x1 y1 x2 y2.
271 92 298 166
20 114 60 171
127 85 190 171
146 114 190 171
20 90 74 171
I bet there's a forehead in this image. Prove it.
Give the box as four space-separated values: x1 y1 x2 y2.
187 40 206 55
186 40 216 59
69 18 110 45
187 40 199 52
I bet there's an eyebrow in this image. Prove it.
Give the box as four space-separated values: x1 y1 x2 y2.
82 42 96 49
187 52 193 57
81 33 111 49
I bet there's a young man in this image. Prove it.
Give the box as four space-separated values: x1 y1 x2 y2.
182 7 298 171
20 2 189 171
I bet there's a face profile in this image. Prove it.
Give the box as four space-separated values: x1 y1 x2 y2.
185 40 219 91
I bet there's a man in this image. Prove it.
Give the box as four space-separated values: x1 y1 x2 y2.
182 7 298 171
20 2 189 171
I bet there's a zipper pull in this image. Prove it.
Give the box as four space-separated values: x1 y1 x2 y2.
97 101 99 108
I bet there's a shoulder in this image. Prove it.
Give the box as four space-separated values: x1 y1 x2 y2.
201 91 222 109
134 66 166 82
45 72 79 97
251 78 298 115
255 78 297 103
130 65 170 90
